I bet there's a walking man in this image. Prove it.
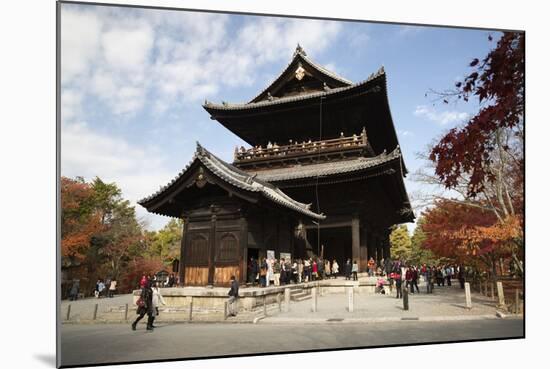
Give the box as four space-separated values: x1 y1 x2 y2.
227 275 239 317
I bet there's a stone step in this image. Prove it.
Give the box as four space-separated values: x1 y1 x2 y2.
250 303 282 316
291 291 309 300
293 294 312 302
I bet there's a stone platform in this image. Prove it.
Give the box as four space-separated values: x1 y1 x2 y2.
131 275 385 311
62 276 386 323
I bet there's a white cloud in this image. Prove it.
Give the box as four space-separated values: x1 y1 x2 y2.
61 89 83 122
59 7 346 229
61 8 343 119
61 120 175 229
101 26 154 72
397 129 414 137
61 10 101 83
414 105 469 126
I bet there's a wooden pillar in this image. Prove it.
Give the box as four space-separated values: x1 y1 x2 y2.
179 216 189 286
208 213 217 285
351 216 360 264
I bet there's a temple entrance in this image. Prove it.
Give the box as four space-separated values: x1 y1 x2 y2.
307 226 352 268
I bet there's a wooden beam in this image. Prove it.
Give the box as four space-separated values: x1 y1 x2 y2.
304 220 352 230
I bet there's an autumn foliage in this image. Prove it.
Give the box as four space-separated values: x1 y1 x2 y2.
421 200 521 266
61 176 182 296
61 177 103 264
419 32 524 275
430 32 524 197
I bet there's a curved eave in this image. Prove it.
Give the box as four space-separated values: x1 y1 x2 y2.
203 67 385 114
254 147 402 183
138 144 325 221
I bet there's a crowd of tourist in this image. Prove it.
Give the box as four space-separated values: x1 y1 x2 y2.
384 262 466 298
245 255 466 300
247 256 341 287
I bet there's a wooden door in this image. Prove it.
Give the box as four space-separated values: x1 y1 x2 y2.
184 232 210 285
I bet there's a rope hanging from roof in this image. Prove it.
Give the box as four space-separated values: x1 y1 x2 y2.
314 96 325 256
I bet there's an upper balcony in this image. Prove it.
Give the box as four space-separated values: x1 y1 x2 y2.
233 128 375 170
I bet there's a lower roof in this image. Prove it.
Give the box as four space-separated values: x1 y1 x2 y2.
248 147 402 183
138 143 325 220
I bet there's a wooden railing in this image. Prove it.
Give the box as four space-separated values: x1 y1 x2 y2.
234 128 369 162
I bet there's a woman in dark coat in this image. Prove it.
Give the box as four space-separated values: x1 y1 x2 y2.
131 280 154 331
344 259 352 280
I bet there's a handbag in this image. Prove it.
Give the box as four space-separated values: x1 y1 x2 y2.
136 296 145 308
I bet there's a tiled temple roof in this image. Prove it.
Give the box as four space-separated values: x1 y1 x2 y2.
203 66 385 112
248 44 353 103
138 143 325 220
249 147 402 182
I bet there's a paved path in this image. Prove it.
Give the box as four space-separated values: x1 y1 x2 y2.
60 319 523 367
261 281 499 323
61 294 134 321
61 278 503 323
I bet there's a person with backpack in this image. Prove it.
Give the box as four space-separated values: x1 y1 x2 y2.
132 280 154 331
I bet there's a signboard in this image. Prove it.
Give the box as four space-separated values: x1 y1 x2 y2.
267 250 275 261
280 252 291 261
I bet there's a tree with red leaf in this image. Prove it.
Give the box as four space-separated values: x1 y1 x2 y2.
61 177 103 266
421 199 521 279
419 32 524 274
429 32 524 198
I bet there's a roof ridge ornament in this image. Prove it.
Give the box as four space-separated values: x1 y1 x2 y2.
196 141 207 156
294 43 307 57
245 173 257 185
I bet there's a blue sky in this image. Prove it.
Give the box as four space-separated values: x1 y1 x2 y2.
60 3 499 231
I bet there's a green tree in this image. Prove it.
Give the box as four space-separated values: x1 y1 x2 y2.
409 217 436 266
148 219 183 265
390 225 412 261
